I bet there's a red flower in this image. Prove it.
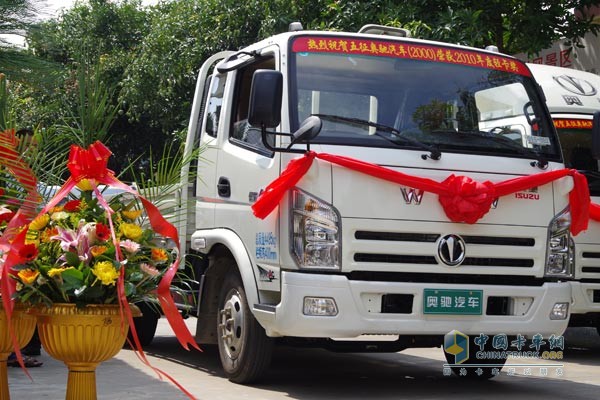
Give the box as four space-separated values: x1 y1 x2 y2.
0 188 4 196
64 199 81 212
0 210 14 223
95 223 110 241
18 243 39 262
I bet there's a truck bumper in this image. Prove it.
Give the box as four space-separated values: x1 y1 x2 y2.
570 281 600 314
253 271 571 338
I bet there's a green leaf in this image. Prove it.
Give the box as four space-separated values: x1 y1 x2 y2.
61 268 84 289
65 251 81 267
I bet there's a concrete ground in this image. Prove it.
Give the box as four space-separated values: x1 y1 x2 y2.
6 319 600 399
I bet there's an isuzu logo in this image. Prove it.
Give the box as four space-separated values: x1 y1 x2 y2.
554 75 597 96
401 187 424 204
437 234 466 267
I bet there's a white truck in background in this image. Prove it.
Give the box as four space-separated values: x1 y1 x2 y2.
162 25 579 383
528 63 600 336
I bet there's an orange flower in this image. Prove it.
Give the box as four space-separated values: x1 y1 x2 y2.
40 227 59 243
151 248 168 262
17 269 39 285
90 245 108 258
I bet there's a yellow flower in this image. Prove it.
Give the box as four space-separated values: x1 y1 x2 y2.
120 223 143 241
92 261 119 286
151 248 168 262
48 267 74 278
76 179 94 192
29 214 50 231
17 269 39 285
121 209 143 220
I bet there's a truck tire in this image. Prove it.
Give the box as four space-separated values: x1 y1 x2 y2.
443 336 507 379
217 270 273 383
128 302 160 347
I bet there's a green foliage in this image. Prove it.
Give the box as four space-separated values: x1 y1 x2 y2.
10 0 600 179
311 0 600 56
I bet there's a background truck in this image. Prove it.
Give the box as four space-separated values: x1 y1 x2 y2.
157 24 577 383
528 63 600 335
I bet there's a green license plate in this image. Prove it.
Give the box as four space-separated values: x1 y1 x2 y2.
423 289 483 315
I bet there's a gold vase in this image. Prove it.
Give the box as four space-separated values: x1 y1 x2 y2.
36 303 139 400
0 302 36 400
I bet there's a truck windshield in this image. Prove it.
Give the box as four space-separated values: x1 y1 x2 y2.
289 35 561 161
554 119 600 196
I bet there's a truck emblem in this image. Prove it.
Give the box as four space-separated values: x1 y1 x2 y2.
401 187 424 204
437 234 466 267
554 75 597 96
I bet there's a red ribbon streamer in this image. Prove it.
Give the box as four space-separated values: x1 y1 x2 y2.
0 129 40 376
591 203 600 222
252 151 590 235
9 141 199 398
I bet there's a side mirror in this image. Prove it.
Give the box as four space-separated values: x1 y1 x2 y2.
248 70 282 128
593 111 600 160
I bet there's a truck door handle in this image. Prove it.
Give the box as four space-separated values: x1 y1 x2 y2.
217 177 231 197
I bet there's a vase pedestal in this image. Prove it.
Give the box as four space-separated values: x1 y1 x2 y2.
0 304 36 400
36 304 138 400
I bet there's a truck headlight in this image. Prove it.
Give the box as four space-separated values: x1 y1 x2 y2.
545 207 574 278
291 189 341 270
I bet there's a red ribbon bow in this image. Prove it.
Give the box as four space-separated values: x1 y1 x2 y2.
438 175 497 224
252 151 590 236
67 141 114 181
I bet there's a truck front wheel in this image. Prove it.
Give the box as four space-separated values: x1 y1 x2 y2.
217 270 273 383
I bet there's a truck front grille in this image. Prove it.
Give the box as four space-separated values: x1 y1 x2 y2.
353 230 535 269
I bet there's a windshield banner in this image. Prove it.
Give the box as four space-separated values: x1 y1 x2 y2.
292 36 531 77
553 119 593 130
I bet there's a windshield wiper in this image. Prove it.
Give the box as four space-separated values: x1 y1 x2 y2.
313 114 441 160
446 129 549 169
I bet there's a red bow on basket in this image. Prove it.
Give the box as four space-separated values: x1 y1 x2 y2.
252 151 590 236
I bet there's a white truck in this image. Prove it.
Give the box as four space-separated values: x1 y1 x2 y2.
168 24 577 383
528 63 600 335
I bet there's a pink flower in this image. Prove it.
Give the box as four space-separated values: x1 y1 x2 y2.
51 226 78 251
140 263 160 277
120 239 140 254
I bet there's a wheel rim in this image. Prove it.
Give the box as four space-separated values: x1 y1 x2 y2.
219 289 245 360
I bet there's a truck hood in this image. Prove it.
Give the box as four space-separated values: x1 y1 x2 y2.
310 145 565 227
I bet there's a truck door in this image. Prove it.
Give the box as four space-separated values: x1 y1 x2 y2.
214 50 282 280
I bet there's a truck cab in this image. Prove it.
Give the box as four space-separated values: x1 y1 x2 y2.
179 25 575 383
528 63 600 335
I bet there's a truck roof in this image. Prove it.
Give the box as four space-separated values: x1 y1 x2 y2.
527 63 600 115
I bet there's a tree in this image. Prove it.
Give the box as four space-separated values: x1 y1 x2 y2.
0 0 58 82
310 0 600 56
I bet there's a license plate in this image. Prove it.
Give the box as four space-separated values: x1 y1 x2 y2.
423 289 483 315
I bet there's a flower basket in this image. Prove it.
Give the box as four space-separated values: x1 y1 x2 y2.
0 302 36 400
35 303 140 400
